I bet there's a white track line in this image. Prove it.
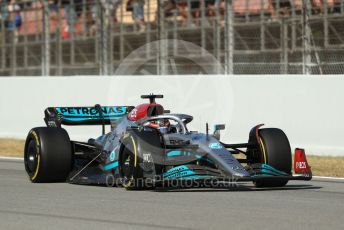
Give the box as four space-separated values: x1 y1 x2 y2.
313 176 344 180
0 156 23 161
0 156 343 181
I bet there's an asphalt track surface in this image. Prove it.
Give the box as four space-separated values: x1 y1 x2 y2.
0 159 343 230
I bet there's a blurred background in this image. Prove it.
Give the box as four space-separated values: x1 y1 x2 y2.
1 0 344 76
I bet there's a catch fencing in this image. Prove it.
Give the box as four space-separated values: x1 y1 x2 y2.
0 0 344 75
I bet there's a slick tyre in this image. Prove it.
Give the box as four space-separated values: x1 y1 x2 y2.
254 128 292 187
119 130 163 190
119 134 145 190
24 127 72 183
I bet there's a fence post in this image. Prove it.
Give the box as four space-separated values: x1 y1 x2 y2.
200 0 206 55
186 0 192 27
302 0 312 75
225 0 234 75
260 0 265 51
42 0 50 76
0 17 5 70
280 17 288 74
323 0 329 47
100 0 110 76
70 0 75 65
119 0 124 61
23 5 28 69
146 0 151 59
57 0 62 76
82 0 87 39
157 0 167 75
109 1 114 75
291 1 296 51
215 1 222 74
10 31 16 76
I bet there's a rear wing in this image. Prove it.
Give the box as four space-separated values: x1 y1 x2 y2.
44 105 134 127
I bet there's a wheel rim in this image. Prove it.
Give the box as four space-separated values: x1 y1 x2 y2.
25 139 38 174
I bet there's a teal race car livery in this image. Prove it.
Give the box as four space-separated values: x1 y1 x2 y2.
24 94 312 189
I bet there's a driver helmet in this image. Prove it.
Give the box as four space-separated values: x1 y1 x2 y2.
157 119 171 134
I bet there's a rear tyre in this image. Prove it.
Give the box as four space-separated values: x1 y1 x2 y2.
24 127 72 183
254 128 292 187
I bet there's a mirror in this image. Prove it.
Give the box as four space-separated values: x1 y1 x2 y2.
213 124 225 140
214 124 225 131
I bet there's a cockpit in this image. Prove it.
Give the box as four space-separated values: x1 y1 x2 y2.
127 94 193 134
139 114 193 134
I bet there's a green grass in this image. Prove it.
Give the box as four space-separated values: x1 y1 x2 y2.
1 139 344 177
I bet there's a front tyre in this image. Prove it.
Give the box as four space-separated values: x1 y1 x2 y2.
119 130 163 190
254 128 292 187
24 127 72 183
119 134 143 190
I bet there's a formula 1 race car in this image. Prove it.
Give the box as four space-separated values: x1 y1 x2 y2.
24 94 312 189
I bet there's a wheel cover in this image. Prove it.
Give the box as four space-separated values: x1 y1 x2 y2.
25 139 38 174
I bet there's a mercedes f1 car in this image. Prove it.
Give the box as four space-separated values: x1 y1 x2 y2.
24 94 312 189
